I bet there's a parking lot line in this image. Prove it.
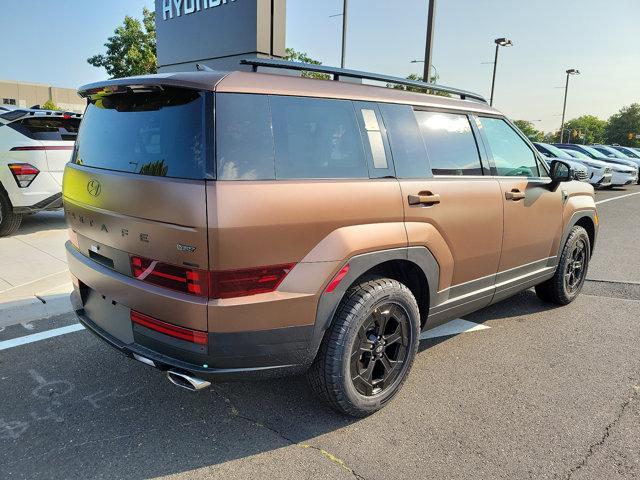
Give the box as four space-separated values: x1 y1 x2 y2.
420 319 490 340
0 323 85 351
595 191 640 205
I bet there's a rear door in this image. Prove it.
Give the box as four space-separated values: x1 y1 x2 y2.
63 86 211 331
476 116 563 298
381 104 503 323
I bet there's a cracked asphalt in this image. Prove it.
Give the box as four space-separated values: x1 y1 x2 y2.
0 186 639 479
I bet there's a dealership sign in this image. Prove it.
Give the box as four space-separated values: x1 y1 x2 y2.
161 0 236 21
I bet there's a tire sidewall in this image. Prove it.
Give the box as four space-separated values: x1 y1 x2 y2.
339 284 420 413
559 227 591 301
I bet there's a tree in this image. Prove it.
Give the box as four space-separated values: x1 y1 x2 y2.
41 100 62 111
513 120 544 142
562 115 608 144
88 7 157 78
389 73 450 97
283 48 330 79
606 104 640 147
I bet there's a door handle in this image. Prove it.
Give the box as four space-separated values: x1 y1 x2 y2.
408 192 441 206
505 189 526 201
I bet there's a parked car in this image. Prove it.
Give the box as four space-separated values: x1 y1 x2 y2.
0 108 82 235
534 142 608 187
64 61 598 417
610 145 640 160
555 144 638 187
590 145 640 183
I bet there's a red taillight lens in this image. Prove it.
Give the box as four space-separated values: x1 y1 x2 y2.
131 310 208 345
8 163 40 187
130 256 208 297
210 264 295 299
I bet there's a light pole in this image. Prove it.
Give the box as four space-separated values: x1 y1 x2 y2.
490 37 513 106
341 0 348 68
410 60 438 81
560 69 580 143
422 0 437 83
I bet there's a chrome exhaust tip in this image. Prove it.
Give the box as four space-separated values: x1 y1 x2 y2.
167 370 211 391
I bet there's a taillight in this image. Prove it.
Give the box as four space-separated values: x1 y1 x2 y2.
130 256 295 299
8 163 40 187
210 264 295 299
131 310 208 345
131 256 208 297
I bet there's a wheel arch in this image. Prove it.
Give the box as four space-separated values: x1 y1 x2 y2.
562 211 597 258
309 247 439 357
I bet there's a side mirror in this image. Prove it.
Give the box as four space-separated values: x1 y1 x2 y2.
550 160 572 183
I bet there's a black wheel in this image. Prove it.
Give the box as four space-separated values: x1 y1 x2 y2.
307 278 420 417
535 226 590 305
0 187 22 237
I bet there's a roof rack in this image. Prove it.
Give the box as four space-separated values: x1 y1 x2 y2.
240 58 487 104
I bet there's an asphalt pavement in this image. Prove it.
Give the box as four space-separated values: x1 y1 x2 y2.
0 186 639 479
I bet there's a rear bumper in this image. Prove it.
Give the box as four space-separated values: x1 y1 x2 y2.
66 242 316 380
14 192 62 214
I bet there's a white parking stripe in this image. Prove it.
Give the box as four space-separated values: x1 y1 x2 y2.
0 324 85 351
596 191 640 205
420 318 490 340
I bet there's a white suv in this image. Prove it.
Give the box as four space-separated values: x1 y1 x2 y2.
0 109 81 235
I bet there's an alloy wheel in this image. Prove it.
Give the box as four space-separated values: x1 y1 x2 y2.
565 239 587 293
350 302 410 396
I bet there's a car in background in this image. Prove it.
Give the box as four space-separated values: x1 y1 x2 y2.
555 144 638 187
610 145 640 160
534 142 610 188
0 108 82 235
591 145 640 183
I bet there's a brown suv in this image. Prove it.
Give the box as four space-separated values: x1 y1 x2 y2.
64 60 597 417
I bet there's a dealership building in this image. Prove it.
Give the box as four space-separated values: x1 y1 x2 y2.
0 79 85 112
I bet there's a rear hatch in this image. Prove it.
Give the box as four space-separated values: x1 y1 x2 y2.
63 85 212 331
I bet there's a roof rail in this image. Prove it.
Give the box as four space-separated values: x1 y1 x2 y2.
240 58 487 104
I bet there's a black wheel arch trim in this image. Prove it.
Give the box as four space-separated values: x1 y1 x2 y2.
559 210 597 260
310 246 439 357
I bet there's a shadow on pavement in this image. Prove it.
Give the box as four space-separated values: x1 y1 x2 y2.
16 211 66 235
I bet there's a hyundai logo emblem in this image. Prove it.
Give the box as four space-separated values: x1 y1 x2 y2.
87 179 101 197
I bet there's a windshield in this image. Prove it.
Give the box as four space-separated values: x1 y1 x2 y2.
540 143 572 159
566 150 590 160
595 146 627 159
73 87 209 179
581 145 608 158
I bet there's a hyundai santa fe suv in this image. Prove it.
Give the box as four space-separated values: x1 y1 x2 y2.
64 60 598 417
0 108 81 235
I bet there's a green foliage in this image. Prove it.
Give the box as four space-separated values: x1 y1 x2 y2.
388 73 450 97
606 103 640 147
284 48 330 80
88 7 157 78
41 100 62 111
513 120 544 142
563 115 608 144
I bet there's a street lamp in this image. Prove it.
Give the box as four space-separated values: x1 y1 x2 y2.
560 69 580 143
410 60 439 81
329 0 349 68
489 37 513 106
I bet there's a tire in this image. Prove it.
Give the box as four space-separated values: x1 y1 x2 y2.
307 277 421 417
0 187 22 237
535 226 590 305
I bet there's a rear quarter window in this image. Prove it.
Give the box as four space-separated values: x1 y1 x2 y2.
10 117 81 141
216 94 368 180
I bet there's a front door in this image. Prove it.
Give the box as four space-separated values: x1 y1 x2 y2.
476 116 563 298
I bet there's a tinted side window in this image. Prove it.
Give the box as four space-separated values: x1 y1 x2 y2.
270 96 367 179
379 103 429 178
216 93 275 180
10 117 81 141
415 111 483 176
480 117 540 177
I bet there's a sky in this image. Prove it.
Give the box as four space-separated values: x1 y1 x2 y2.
1 0 639 132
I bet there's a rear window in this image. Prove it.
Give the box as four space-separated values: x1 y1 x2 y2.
73 87 208 179
10 117 81 141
